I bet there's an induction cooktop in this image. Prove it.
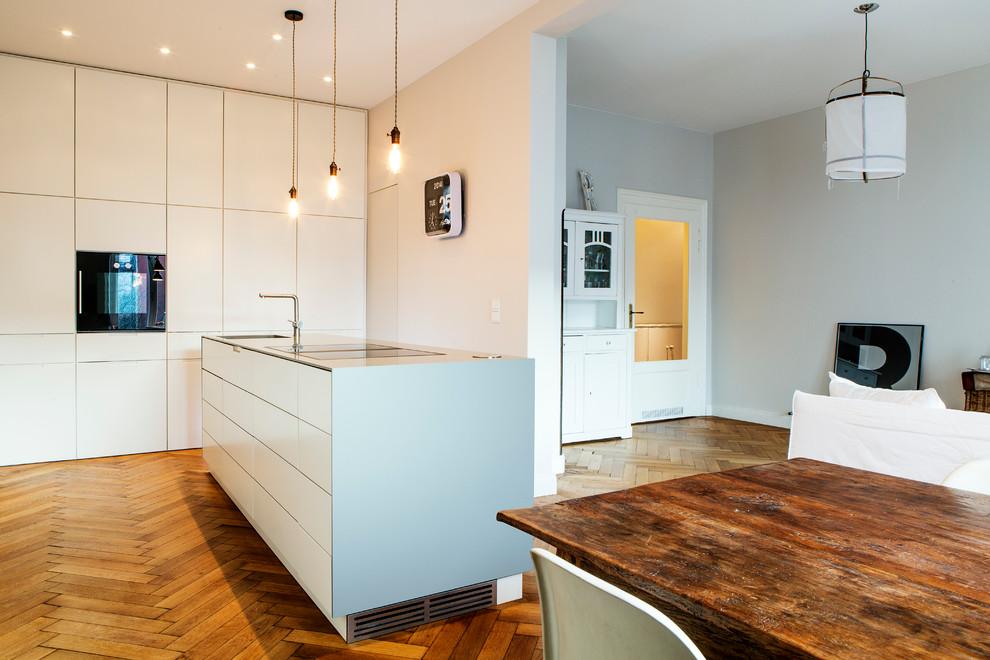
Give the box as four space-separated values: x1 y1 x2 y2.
266 343 443 360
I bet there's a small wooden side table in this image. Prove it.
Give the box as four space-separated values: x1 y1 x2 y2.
961 370 990 412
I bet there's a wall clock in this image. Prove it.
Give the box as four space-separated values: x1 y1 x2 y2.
424 172 463 238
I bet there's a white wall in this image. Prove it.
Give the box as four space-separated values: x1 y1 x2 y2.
712 63 990 422
365 0 590 496
566 105 713 211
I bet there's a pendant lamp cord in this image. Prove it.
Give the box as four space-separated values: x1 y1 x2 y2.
862 10 870 80
291 18 297 189
393 0 398 127
332 0 337 163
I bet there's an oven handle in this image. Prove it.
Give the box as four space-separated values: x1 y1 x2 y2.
78 270 82 314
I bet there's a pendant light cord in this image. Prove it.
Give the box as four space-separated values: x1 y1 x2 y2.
862 10 870 79
393 0 398 127
291 18 297 189
332 0 337 163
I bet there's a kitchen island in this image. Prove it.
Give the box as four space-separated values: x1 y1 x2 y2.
201 334 534 641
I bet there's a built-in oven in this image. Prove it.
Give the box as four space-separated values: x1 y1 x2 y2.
77 251 166 332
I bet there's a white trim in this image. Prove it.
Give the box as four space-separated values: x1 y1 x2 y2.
710 405 792 429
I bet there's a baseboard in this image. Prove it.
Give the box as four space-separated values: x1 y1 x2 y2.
710 405 792 429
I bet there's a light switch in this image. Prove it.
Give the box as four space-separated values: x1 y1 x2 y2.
490 297 501 323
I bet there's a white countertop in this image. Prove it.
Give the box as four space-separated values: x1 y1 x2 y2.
204 333 516 371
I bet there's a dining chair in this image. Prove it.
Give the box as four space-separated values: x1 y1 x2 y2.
941 458 990 495
530 548 706 660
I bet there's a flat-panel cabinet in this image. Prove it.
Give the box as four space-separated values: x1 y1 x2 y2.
223 91 292 214
297 216 366 332
167 83 223 208
166 206 223 332
0 193 75 334
222 210 297 332
562 331 632 444
168 359 202 450
297 102 368 219
0 363 75 466
0 56 74 196
77 360 167 458
76 69 166 203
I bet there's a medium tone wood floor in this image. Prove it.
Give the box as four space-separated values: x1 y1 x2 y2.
0 417 789 659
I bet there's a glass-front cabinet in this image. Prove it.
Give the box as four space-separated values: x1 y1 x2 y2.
563 211 621 299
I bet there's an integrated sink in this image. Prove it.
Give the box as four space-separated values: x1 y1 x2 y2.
266 343 443 360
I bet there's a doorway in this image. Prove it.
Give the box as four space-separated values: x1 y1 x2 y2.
617 189 708 422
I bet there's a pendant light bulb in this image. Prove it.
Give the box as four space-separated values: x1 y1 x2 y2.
388 126 401 174
288 187 299 218
327 162 340 200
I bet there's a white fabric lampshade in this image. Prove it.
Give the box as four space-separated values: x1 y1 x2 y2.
825 93 906 181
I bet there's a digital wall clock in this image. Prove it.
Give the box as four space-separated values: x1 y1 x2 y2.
424 172 463 238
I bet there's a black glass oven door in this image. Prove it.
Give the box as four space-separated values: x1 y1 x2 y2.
77 252 166 332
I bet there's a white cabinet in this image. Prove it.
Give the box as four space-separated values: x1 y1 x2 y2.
222 209 297 332
77 360 167 458
0 193 75 334
167 83 223 208
75 69 166 203
166 206 223 332
168 359 202 450
561 337 584 435
563 210 623 299
562 331 632 444
0 56 74 197
298 102 367 219
75 199 166 253
297 215 366 333
224 91 292 214
0 363 76 466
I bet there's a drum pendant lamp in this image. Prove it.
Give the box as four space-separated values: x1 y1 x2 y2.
825 3 906 183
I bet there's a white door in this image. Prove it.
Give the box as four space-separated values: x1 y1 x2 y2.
618 189 708 422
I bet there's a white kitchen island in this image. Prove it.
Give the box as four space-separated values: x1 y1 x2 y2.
200 334 534 641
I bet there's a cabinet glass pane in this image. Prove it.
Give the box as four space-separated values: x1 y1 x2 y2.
584 229 612 289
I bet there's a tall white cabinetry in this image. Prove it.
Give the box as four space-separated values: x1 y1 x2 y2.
562 209 633 444
0 53 369 467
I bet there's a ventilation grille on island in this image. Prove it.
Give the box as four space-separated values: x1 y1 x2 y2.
347 581 496 641
641 406 684 421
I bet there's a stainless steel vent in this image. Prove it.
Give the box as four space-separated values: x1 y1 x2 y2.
641 407 684 421
347 581 496 641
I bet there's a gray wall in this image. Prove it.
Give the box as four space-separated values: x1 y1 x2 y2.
712 63 990 422
566 105 713 211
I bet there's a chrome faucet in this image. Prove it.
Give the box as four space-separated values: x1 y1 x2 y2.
259 293 302 350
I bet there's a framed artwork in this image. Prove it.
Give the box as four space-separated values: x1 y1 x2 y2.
834 323 924 390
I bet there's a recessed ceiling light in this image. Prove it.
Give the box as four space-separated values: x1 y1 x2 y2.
246 62 256 69
272 34 283 41
324 76 332 82
160 47 170 55
60 29 72 37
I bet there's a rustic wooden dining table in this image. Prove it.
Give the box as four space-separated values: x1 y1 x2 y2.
497 458 990 659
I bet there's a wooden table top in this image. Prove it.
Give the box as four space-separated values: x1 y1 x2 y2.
497 458 990 659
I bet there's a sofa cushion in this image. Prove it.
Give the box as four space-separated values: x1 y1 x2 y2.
828 371 946 408
789 390 990 484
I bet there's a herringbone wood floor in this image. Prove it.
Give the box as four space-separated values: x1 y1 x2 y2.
0 417 789 659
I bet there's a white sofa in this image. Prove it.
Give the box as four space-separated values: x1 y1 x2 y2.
788 390 990 485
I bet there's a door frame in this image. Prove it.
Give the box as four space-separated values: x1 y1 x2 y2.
617 188 709 421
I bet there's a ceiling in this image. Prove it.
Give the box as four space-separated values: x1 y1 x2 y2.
566 0 990 133
0 0 544 109
2 1 989 133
